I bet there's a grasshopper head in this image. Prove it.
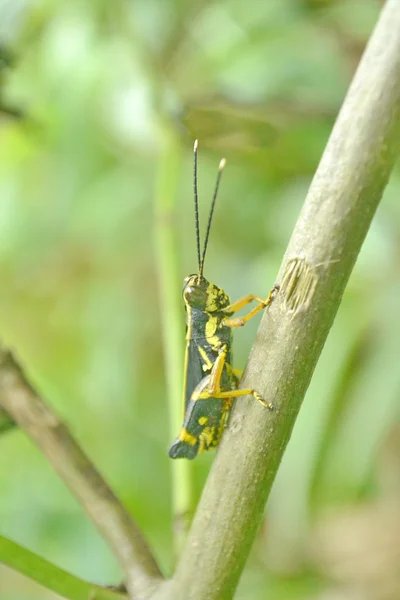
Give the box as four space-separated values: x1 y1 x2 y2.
183 275 209 309
183 275 230 312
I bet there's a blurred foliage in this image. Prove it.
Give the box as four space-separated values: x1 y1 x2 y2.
0 409 15 435
1 1 400 599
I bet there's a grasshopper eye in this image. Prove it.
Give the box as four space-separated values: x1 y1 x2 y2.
183 284 207 308
182 275 196 296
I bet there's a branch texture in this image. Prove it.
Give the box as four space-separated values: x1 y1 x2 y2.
0 346 163 599
162 1 400 598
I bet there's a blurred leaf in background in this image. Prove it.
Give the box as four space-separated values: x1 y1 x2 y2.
1 1 400 599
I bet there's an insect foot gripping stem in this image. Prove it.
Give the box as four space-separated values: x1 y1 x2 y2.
253 390 275 411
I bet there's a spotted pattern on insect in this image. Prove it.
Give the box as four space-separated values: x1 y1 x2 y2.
179 428 198 447
205 315 220 349
205 283 230 312
198 346 213 371
168 141 278 460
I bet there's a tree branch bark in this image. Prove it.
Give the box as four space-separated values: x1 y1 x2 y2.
0 345 163 599
161 1 400 598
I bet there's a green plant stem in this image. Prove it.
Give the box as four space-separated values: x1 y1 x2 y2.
156 1 400 598
0 535 127 600
0 345 163 599
0 407 15 434
154 127 193 551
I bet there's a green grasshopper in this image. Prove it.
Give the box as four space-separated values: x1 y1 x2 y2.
169 141 278 460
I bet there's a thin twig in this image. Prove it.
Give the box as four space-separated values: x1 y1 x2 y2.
0 535 127 600
0 345 163 599
154 126 194 550
157 1 400 598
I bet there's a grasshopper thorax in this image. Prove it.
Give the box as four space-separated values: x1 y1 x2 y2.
183 275 230 313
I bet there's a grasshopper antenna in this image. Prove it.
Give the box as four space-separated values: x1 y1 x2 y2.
199 156 226 279
193 139 202 272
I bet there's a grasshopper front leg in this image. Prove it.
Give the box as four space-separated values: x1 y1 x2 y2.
222 284 279 328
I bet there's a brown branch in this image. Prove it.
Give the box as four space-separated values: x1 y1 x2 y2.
0 344 163 599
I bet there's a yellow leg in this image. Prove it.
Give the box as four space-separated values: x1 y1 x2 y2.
223 303 264 327
198 386 274 410
190 345 229 400
223 294 267 314
207 345 227 394
194 346 274 410
222 285 279 328
197 351 274 411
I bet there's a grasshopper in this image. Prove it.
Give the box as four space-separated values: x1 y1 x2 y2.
169 141 278 459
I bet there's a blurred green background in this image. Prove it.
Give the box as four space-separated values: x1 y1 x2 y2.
1 0 400 599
